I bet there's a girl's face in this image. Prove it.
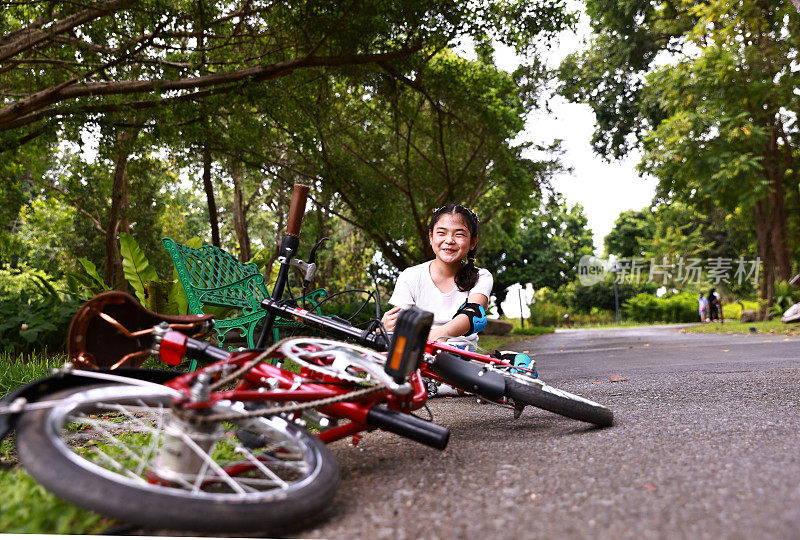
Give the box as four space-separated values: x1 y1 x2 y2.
428 212 476 265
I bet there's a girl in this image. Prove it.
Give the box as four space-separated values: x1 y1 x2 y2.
381 204 493 351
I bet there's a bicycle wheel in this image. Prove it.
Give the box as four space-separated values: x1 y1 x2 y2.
503 376 614 427
15 383 338 533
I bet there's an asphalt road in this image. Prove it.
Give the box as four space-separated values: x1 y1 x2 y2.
292 325 800 539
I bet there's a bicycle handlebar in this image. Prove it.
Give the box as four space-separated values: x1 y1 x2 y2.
260 298 390 351
285 184 309 237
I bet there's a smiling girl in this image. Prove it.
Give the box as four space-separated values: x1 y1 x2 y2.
381 204 493 350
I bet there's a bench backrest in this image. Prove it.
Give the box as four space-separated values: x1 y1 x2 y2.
162 237 270 315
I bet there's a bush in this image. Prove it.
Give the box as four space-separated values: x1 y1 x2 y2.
0 273 84 356
529 301 565 327
568 308 617 326
722 300 759 320
623 292 698 323
568 278 659 314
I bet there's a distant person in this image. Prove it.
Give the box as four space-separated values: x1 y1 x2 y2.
698 293 709 323
708 288 723 323
708 288 718 321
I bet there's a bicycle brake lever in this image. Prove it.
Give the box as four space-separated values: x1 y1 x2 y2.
302 237 328 289
308 237 328 265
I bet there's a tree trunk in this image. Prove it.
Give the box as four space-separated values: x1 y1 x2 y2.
768 174 791 281
103 129 137 288
754 200 775 320
203 145 220 247
231 164 251 262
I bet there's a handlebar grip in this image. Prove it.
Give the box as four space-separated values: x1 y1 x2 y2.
285 184 310 237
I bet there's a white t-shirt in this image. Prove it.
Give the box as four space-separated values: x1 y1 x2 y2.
388 261 493 350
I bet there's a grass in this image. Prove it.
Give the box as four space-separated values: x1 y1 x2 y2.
0 351 124 533
569 320 693 329
681 320 800 336
0 466 119 534
0 351 68 397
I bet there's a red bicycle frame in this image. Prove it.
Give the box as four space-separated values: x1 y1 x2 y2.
158 333 436 447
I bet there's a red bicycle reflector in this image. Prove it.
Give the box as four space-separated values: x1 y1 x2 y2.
159 330 188 365
384 307 432 385
390 336 407 370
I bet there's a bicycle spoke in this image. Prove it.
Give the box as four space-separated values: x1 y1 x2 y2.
68 413 150 471
235 445 289 489
83 441 149 485
176 431 247 495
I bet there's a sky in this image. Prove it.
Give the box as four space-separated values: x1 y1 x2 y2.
493 7 659 317
493 11 658 255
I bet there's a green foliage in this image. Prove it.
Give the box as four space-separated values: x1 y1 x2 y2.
0 467 116 534
561 0 800 303
723 300 759 321
529 300 566 327
72 258 112 295
623 292 699 324
12 197 77 276
771 281 799 318
0 264 56 303
0 293 80 355
604 208 655 258
563 277 658 314
119 232 160 305
484 197 593 313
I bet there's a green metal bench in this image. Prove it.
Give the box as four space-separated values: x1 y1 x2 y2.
162 237 326 351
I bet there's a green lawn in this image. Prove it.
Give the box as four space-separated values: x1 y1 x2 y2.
0 352 120 534
681 320 800 336
479 326 553 351
0 466 119 534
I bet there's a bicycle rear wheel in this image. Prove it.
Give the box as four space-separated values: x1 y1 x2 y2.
15 383 338 533
503 376 614 427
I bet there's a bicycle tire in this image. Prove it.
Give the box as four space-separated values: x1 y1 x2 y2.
15 383 338 533
504 377 614 427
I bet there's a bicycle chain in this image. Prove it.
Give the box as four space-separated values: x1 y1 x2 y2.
185 382 387 423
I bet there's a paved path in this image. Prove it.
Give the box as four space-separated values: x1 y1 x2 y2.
295 325 800 539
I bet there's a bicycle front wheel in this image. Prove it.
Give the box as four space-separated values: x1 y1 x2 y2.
504 376 614 427
15 383 338 533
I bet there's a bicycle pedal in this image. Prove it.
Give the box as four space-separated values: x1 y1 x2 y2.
235 428 269 449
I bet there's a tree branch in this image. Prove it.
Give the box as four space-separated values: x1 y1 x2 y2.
0 48 420 132
0 0 134 63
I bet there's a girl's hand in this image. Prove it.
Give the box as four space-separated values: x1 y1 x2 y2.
381 306 402 333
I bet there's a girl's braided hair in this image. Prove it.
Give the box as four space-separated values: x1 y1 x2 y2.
428 203 480 292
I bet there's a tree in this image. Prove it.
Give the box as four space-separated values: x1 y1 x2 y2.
249 51 565 271
560 0 800 310
603 208 655 258
483 197 594 315
0 0 572 147
2 0 576 295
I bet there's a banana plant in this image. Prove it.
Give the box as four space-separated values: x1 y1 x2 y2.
73 234 196 315
119 233 159 306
